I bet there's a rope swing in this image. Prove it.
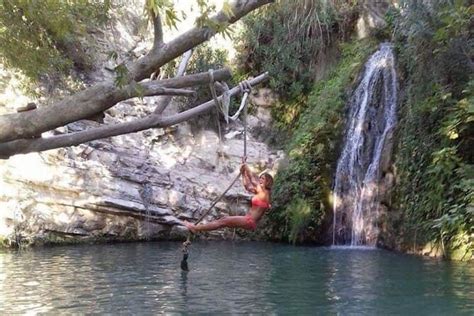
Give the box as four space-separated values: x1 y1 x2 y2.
180 73 253 271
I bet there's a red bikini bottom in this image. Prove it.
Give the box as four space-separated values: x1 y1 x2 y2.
244 214 257 230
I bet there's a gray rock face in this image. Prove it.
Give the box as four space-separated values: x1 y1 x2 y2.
0 2 284 246
0 109 283 245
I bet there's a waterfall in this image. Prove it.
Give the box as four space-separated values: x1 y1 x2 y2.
332 43 398 246
140 182 154 239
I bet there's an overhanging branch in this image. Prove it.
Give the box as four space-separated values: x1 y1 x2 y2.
0 69 231 143
154 49 193 114
0 0 273 144
128 0 274 81
0 73 269 159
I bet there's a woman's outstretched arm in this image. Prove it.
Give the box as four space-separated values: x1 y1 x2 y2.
240 164 259 193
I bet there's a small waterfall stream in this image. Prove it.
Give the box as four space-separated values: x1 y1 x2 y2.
332 43 398 246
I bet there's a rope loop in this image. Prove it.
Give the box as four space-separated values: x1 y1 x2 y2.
208 68 215 83
182 239 191 254
239 80 252 94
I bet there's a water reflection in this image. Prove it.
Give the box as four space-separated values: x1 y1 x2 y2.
0 242 472 314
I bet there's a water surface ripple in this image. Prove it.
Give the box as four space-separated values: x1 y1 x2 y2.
0 242 472 314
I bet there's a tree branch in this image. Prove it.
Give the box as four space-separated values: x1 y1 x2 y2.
125 86 195 98
0 73 269 159
0 0 273 146
0 69 230 143
128 0 274 81
154 49 193 114
151 12 164 51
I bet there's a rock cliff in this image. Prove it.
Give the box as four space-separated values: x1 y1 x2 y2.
0 3 283 246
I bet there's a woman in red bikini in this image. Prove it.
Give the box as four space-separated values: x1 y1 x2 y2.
184 163 273 232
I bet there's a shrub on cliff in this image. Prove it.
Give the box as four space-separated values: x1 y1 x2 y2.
260 39 377 243
390 0 473 259
0 1 112 81
235 0 358 133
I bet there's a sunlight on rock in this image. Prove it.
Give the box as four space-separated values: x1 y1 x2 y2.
0 201 16 237
0 0 284 246
356 2 389 39
0 67 32 114
166 190 184 207
9 154 54 183
159 147 179 169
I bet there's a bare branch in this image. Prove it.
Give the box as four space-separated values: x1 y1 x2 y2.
176 50 193 75
154 49 193 114
127 86 195 98
151 12 164 50
0 73 269 159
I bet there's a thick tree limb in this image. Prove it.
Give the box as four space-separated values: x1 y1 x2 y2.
128 0 274 81
0 73 269 159
0 0 273 144
124 86 195 98
0 69 230 143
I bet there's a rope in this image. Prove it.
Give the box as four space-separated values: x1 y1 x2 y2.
208 69 223 142
239 81 252 158
195 172 241 225
181 76 253 271
220 82 231 123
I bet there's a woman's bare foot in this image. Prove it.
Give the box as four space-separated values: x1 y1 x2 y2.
184 221 197 233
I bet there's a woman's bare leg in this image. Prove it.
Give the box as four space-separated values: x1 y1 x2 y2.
185 216 249 232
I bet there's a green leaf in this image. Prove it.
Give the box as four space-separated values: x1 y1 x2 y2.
222 1 234 19
114 63 129 88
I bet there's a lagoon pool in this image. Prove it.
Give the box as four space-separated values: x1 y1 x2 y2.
0 241 472 314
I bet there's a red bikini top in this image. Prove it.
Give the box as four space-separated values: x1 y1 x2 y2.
251 196 271 209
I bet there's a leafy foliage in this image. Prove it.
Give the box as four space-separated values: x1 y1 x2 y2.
261 40 377 243
390 0 473 259
0 0 112 81
236 0 358 101
145 0 181 29
194 0 235 39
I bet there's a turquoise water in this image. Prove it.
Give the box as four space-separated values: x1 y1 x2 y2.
0 241 472 314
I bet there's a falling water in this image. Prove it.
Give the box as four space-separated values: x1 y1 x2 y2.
139 182 154 239
332 43 398 246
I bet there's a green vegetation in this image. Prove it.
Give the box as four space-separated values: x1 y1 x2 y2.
243 0 472 258
236 0 358 132
0 0 471 259
388 0 473 259
236 0 358 99
261 39 377 243
0 1 112 81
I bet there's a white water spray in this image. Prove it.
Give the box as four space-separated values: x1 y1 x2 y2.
332 43 398 246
